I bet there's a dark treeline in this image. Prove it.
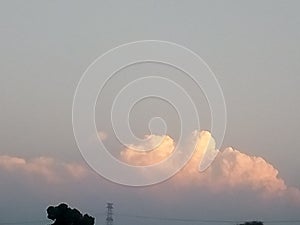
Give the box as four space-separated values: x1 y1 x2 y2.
47 203 95 225
46 203 264 225
239 222 263 225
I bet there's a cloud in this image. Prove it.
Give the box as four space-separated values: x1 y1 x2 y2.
120 134 175 166
1 130 299 204
0 155 88 183
120 131 300 201
98 131 108 141
212 148 286 192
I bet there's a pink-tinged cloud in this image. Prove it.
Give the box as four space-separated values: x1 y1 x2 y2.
1 130 299 203
0 155 88 183
120 131 300 201
98 131 108 141
120 134 175 166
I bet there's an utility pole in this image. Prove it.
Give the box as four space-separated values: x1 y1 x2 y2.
106 203 113 225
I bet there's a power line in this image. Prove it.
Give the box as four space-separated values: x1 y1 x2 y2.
116 213 237 223
263 220 300 224
0 219 48 225
115 213 300 224
1 213 300 225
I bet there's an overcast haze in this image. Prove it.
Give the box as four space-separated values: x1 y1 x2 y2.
1 1 300 225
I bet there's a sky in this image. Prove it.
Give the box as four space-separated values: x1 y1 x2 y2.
1 1 300 225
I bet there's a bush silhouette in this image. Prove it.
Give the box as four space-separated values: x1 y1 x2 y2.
239 222 264 225
47 203 95 225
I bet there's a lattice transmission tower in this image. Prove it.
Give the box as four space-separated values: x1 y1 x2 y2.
106 202 113 225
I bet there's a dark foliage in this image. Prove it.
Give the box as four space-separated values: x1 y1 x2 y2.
239 221 264 225
47 203 95 225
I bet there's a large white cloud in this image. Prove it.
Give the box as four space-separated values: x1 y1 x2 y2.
120 131 300 201
1 130 299 203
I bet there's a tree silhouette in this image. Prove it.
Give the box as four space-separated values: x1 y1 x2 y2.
47 203 95 225
239 221 264 225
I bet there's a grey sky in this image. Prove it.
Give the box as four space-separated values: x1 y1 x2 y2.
1 1 300 224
